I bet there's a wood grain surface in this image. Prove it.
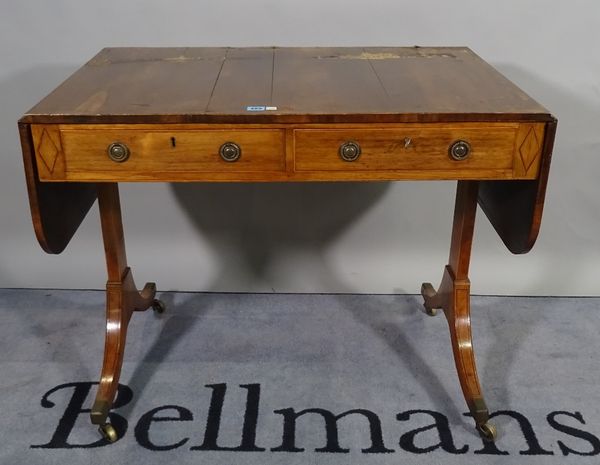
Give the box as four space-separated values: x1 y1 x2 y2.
29 122 546 182
20 47 552 124
19 47 557 254
294 125 517 172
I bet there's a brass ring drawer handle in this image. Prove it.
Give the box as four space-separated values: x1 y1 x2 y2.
449 140 471 160
220 142 241 162
107 142 130 163
339 141 361 162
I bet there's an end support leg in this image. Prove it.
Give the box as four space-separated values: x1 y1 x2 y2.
91 183 164 442
420 181 497 442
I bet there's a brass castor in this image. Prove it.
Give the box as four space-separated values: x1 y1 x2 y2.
420 282 438 317
477 422 498 442
99 423 118 443
152 299 166 314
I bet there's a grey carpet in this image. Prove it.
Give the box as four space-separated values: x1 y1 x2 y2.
1 289 599 464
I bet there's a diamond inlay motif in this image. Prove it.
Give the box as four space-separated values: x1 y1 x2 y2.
519 127 540 173
37 128 59 174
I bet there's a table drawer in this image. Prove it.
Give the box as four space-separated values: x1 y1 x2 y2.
33 126 286 181
294 124 541 178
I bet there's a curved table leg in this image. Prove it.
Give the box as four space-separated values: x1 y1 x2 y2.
90 183 164 442
421 181 496 442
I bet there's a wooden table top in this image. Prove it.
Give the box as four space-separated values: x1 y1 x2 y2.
21 47 551 125
18 46 557 256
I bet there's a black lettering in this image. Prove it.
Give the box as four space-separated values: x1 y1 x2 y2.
31 382 132 448
271 408 393 453
471 410 553 455
548 411 600 456
397 409 467 454
135 405 193 451
191 383 265 451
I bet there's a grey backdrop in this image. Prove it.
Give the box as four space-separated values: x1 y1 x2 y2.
1 1 599 295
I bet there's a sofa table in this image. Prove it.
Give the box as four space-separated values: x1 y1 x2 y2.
18 46 557 443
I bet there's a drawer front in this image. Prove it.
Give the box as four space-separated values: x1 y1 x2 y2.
294 125 522 174
35 126 286 180
31 123 544 181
